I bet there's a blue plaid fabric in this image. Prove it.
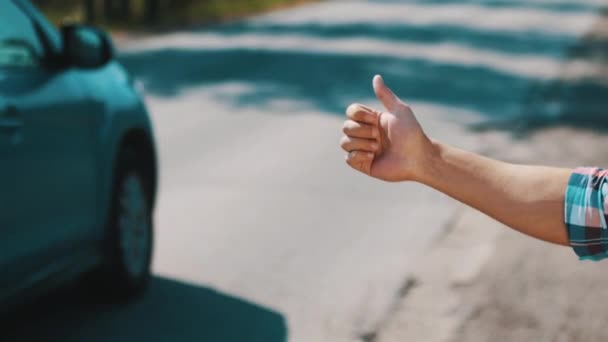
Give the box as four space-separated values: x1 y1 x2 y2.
565 167 608 261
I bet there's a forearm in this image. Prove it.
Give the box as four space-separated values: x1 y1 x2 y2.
417 141 571 245
343 75 608 258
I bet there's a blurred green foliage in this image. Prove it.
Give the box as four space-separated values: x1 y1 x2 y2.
33 0 314 29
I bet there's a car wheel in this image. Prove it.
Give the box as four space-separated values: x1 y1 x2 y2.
99 147 154 297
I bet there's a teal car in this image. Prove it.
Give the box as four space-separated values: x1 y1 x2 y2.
0 0 157 307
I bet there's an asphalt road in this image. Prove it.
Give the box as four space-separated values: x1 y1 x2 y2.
140 1 602 340
6 1 605 341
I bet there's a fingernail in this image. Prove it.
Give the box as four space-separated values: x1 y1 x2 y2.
372 129 378 138
367 152 374 158
371 142 378 150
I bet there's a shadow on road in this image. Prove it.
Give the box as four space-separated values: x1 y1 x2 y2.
216 22 568 57
118 5 608 132
120 48 530 118
2 276 287 342
517 10 608 131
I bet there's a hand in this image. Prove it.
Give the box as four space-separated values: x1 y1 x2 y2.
340 75 435 182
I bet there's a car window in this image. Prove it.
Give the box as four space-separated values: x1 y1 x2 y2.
0 1 44 68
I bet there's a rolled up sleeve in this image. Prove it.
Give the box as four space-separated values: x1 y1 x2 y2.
565 167 608 261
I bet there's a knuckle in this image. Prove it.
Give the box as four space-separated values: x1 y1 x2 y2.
346 103 361 116
342 120 356 133
354 111 368 121
342 122 349 134
346 158 357 170
339 136 349 147
369 141 378 151
366 125 375 137
345 154 354 164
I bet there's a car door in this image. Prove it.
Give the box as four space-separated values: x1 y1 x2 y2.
0 0 99 292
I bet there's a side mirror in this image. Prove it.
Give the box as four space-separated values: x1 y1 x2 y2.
61 24 114 69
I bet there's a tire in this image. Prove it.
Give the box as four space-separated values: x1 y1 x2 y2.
97 146 154 298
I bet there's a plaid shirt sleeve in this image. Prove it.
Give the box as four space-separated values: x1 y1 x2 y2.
565 167 608 261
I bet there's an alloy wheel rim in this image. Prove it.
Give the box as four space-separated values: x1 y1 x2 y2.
118 173 150 278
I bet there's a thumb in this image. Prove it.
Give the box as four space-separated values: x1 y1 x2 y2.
373 74 402 113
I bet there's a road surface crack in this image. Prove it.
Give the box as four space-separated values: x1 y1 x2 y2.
357 277 418 342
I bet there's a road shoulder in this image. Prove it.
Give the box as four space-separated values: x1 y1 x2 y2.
373 205 503 342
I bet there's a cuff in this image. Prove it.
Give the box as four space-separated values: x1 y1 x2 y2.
565 167 608 261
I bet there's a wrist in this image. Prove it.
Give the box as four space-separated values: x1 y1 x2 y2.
409 138 444 185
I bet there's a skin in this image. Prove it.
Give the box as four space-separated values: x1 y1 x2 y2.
341 75 571 246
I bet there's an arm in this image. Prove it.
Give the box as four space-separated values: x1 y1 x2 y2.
340 75 572 246
423 142 571 245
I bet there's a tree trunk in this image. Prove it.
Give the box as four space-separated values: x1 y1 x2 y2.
120 0 132 20
145 0 159 25
104 0 131 22
83 0 96 23
103 0 114 21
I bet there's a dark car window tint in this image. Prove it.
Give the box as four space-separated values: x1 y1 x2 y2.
0 1 44 68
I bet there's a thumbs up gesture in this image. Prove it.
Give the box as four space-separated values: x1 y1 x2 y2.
341 75 435 182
